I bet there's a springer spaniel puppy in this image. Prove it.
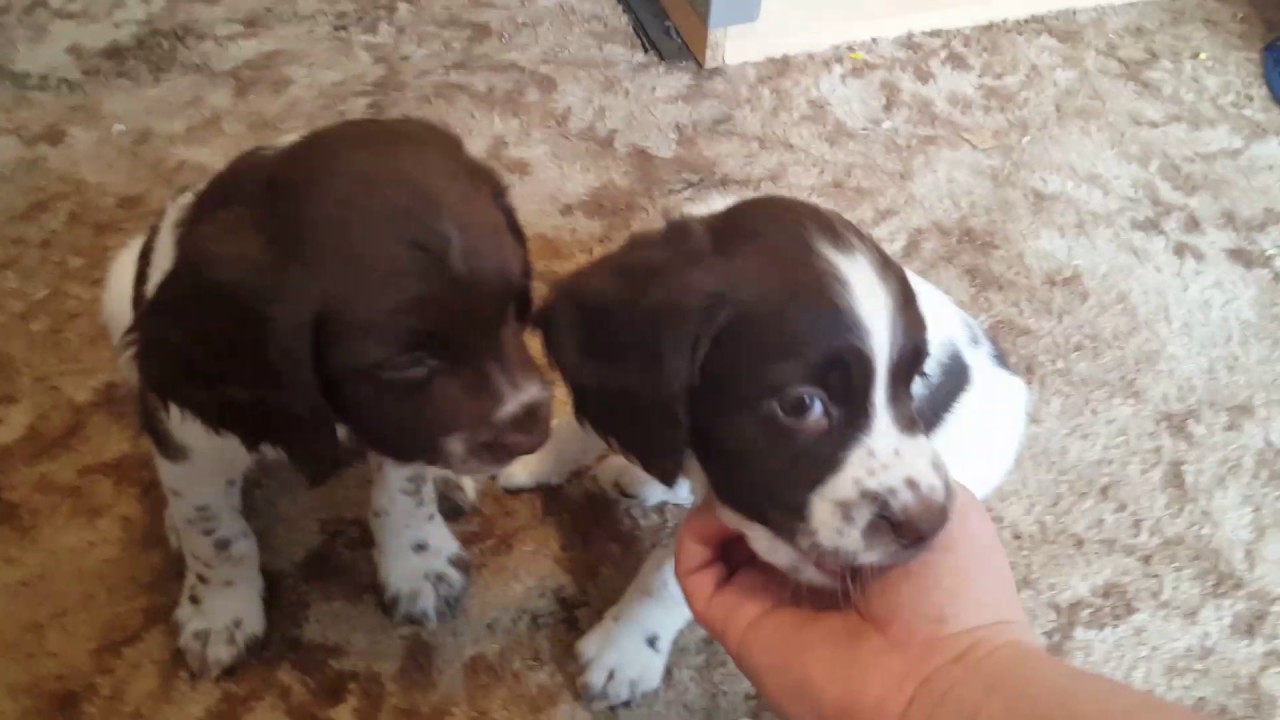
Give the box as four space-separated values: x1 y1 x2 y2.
499 195 1031 707
101 118 551 677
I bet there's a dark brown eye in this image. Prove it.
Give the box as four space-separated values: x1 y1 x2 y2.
771 387 831 432
378 352 438 382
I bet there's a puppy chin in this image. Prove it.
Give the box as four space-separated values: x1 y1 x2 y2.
712 504 837 589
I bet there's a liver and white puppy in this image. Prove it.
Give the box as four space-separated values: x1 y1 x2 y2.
499 195 1030 707
102 118 551 677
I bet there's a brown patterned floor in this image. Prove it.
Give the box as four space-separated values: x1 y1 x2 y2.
1 1 1277 718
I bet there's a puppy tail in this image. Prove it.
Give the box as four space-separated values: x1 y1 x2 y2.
101 190 195 381
101 232 147 379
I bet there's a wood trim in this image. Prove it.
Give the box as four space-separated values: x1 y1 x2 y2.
657 0 726 67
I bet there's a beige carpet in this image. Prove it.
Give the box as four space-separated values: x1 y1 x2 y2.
2 0 1278 717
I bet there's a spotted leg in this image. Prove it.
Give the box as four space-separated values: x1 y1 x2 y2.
157 410 264 678
576 543 692 708
370 458 470 625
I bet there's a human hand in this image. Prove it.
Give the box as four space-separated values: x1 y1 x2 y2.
674 484 1038 720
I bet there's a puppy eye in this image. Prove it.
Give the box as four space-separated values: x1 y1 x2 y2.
770 387 831 432
378 352 438 382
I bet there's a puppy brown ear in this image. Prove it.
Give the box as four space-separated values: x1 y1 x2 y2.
268 289 348 482
493 190 533 323
536 219 730 484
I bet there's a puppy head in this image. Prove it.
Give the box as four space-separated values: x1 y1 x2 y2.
262 119 549 475
537 196 951 583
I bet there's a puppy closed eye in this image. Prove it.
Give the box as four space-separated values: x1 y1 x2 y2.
377 352 439 382
770 386 831 433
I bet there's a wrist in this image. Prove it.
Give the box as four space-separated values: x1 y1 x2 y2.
902 628 1042 720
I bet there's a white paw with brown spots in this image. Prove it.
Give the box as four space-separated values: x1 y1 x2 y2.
576 612 670 708
174 571 265 678
376 531 470 625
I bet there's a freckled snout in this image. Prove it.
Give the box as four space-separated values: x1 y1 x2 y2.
868 479 953 550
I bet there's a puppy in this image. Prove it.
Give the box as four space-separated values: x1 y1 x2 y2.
101 118 551 677
499 195 1031 707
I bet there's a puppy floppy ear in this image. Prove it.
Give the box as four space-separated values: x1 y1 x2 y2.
493 189 534 323
268 287 349 482
535 219 731 484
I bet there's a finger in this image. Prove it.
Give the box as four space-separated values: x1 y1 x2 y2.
695 561 798 648
675 501 743 576
673 500 741 610
675 502 805 647
674 502 793 612
720 535 757 574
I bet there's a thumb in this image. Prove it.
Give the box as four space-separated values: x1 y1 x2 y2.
675 501 838 653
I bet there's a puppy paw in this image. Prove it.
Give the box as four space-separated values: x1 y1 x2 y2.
433 470 479 520
593 456 694 507
379 548 470 625
174 573 265 678
497 451 568 493
576 614 670 708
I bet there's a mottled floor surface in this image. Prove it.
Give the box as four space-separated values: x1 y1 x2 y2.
2 0 1278 718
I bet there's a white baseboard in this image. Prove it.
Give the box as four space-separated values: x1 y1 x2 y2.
663 0 1139 66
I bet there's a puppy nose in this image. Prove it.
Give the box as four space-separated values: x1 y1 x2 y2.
475 391 551 463
878 484 952 549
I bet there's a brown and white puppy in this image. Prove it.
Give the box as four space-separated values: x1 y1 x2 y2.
499 195 1030 707
101 118 550 677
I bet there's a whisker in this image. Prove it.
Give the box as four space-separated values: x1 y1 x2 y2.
852 566 879 605
841 572 855 611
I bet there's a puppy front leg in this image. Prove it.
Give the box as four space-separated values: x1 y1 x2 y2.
497 417 605 491
157 420 264 678
370 458 469 625
576 543 692 708
591 456 695 507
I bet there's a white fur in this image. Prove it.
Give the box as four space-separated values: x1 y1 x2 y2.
492 379 550 423
370 458 469 625
497 418 607 491
716 503 832 586
101 189 193 368
594 455 694 507
158 407 264 678
821 247 896 408
101 234 146 349
498 420 695 505
129 403 476 676
667 192 744 220
575 544 691 708
145 190 194 296
929 364 1028 499
907 271 1030 499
